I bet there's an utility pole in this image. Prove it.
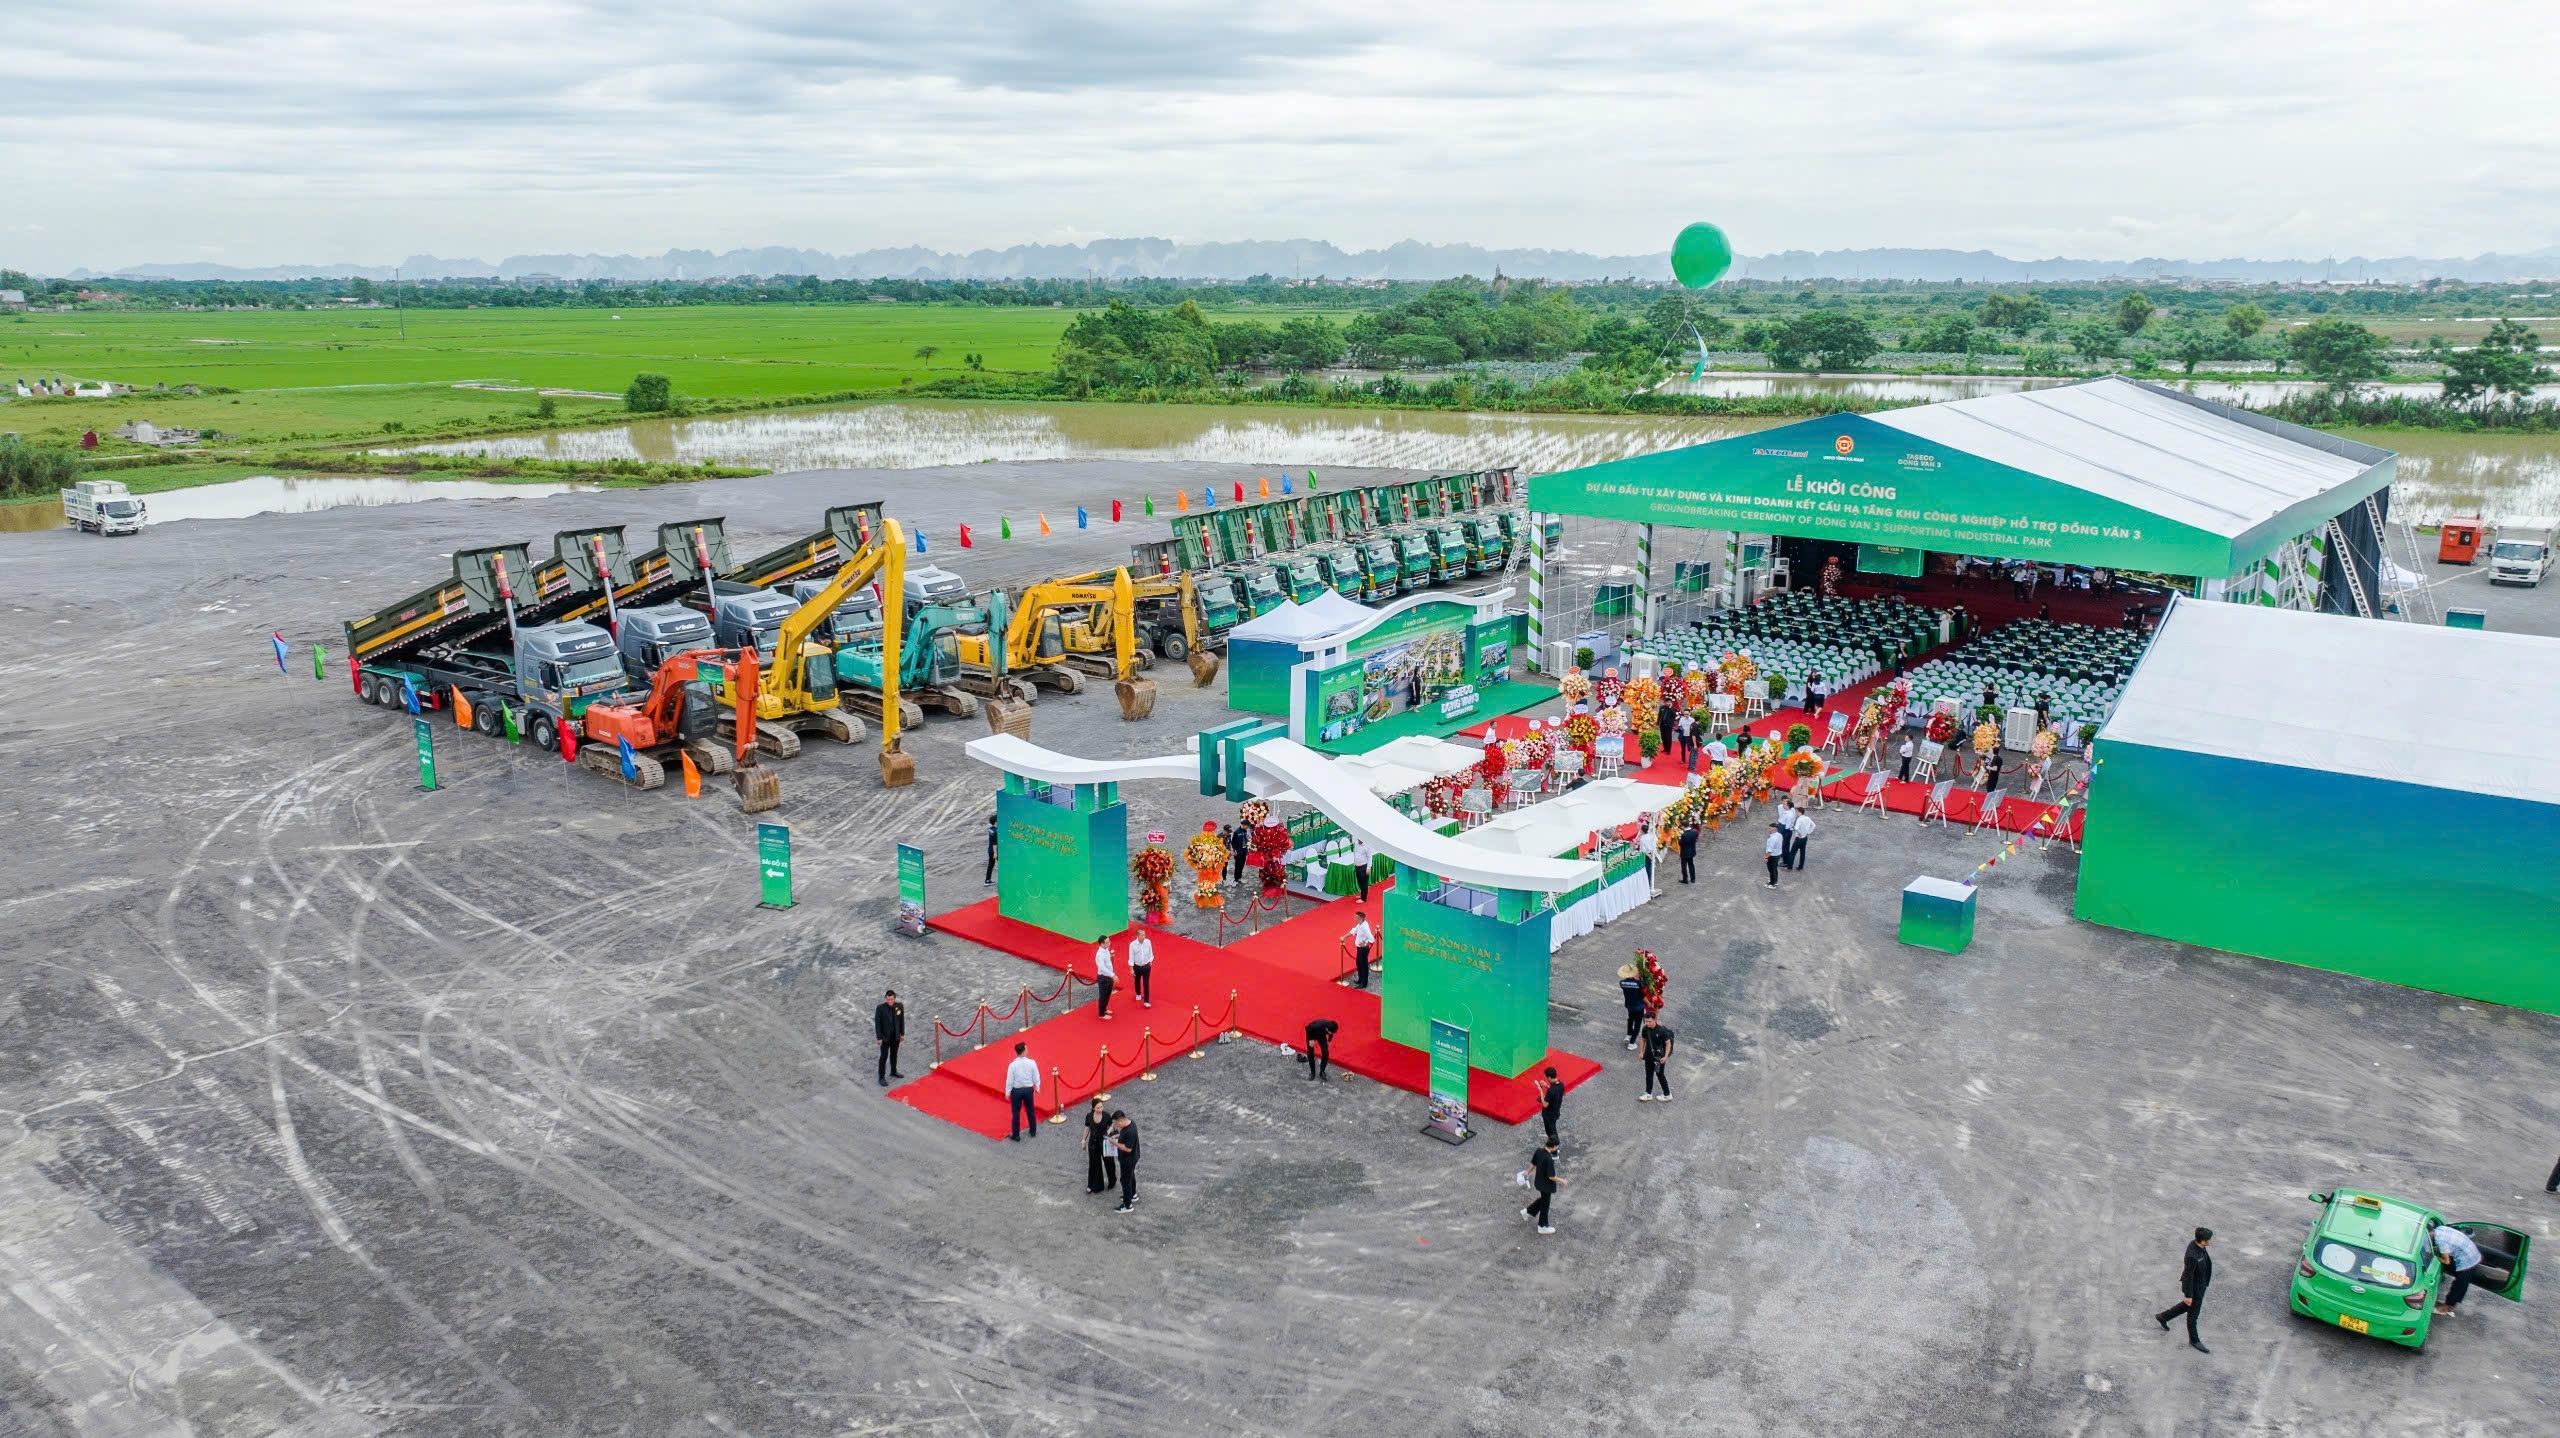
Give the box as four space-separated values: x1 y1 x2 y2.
395 266 405 338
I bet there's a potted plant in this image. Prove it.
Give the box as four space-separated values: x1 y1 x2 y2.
1638 729 1661 760
1785 721 1814 751
1575 645 1596 671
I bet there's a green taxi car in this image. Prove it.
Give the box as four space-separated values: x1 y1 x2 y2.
2289 1189 2529 1349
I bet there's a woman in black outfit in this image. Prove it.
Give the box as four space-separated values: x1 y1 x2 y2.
1083 1098 1117 1194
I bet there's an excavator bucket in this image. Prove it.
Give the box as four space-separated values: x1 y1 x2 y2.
1116 678 1159 721
734 761 782 814
1187 650 1221 687
983 697 1033 739
879 743 916 788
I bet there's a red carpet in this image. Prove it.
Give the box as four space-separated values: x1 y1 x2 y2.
896 897 1602 1139
1815 771 2085 840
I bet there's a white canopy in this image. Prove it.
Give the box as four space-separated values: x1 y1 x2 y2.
2100 596 2560 805
1456 777 1687 861
1228 590 1377 647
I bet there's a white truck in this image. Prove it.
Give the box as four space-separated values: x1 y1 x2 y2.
2488 524 2553 587
62 479 146 535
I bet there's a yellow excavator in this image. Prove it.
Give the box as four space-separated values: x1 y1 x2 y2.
1023 567 1221 688
962 568 1162 720
742 516 914 785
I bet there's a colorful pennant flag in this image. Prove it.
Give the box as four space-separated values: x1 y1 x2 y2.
558 718 578 762
1307 469 1319 490
1257 477 1270 499
1281 476 1293 495
313 643 327 680
618 736 638 781
1113 499 1125 522
271 631 289 673
1076 507 1089 529
1037 513 1051 537
400 676 419 714
1173 491 1187 514
959 524 973 548
1233 481 1245 501
914 528 927 553
501 706 521 743
453 688 476 730
1203 487 1216 508
999 516 1012 540
681 751 701 797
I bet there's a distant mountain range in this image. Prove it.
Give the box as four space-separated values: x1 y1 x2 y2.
70 238 2560 285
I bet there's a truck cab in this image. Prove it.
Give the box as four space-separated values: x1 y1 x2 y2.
903 564 973 613
616 604 716 680
1314 546 1366 600
1271 557 1327 605
789 577 882 648
1230 565 1288 619
1393 530 1437 590
1427 522 1469 582
514 621 636 743
1190 573 1244 636
688 581 800 661
63 479 146 535
2489 528 2553 587
1460 516 1504 573
1361 537 1404 598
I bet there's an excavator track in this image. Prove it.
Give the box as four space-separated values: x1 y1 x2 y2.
928 687 980 719
795 708 866 745
576 744 668 791
1034 666 1085 695
838 692 926 730
680 739 736 776
714 716 802 759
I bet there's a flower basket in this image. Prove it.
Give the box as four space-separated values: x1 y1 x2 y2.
1131 840 1175 921
1971 721 1999 757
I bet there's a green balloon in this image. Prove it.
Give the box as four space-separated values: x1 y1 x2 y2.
1671 223 1733 289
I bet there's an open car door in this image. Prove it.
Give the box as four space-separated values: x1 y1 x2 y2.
2452 1222 2531 1302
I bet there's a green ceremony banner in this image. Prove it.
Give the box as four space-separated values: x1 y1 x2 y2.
1424 1020 1471 1143
412 718 437 792
757 823 794 910
1529 412 2240 577
895 843 928 937
1345 598 1474 657
1857 543 1925 577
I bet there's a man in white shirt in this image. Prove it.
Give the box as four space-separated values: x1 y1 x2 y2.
1004 1042 1041 1140
1763 823 1784 887
1092 938 1118 1019
1350 838 1373 902
1127 928 1155 1008
1348 909 1375 989
1786 810 1815 871
1898 734 1917 783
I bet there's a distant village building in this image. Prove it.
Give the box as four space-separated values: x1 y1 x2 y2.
114 419 201 447
0 289 26 312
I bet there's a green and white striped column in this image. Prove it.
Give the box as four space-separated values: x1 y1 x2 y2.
2300 529 2329 612
1723 531 1742 607
1526 509 1547 672
1635 523 1655 637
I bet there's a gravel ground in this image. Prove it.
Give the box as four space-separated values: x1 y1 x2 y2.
1 463 2554 1438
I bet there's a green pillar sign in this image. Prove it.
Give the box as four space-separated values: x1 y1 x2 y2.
413 718 437 792
757 823 794 910
1424 1020 1471 1144
895 843 927 936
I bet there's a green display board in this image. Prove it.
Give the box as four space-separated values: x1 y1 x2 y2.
1378 885 1553 1078
896 843 927 937
1425 1020 1471 1143
412 718 437 792
1857 543 1925 577
1898 876 1975 953
994 785 1131 942
757 823 794 910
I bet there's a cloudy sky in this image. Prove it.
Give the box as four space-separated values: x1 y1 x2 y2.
6 0 2555 272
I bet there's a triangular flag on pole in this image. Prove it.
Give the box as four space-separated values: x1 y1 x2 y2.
1076 507 1089 529
1037 513 1051 537
1233 481 1245 501
1307 469 1319 490
617 736 638 781
1257 477 1270 499
1112 499 1124 522
401 677 419 714
959 524 973 548
914 528 927 553
999 516 1012 540
680 751 701 797
1281 476 1293 495
558 718 578 762
313 643 327 680
271 631 289 673
1203 487 1216 508
501 706 521 743
1172 491 1186 514
452 688 475 730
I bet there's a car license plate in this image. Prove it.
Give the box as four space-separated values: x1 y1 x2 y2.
2338 1314 2369 1334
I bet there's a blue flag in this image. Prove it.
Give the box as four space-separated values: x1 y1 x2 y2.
914 529 927 553
1281 476 1293 495
1076 506 1088 529
618 736 638 781
1203 486 1216 508
271 632 289 673
401 676 420 714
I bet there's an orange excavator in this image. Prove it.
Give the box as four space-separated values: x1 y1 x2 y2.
575 648 783 812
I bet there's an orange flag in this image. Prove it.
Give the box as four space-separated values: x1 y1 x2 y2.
1258 476 1270 498
1175 489 1191 513
1037 512 1052 536
452 687 475 730
680 751 701 797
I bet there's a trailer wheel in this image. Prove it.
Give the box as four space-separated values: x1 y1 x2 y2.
531 715 558 752
1157 630 1190 663
372 675 400 707
473 700 501 736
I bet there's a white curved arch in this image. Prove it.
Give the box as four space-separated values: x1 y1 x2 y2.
962 732 1601 895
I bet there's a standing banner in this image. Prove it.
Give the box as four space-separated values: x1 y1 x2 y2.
895 843 928 936
412 718 438 792
756 823 794 910
1423 1019 1471 1144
